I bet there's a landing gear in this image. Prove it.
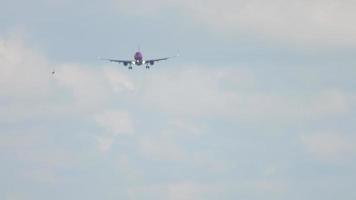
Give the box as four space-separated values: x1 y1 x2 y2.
146 65 150 69
128 66 133 70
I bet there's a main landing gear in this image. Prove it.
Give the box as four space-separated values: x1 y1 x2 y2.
146 65 150 69
128 66 133 70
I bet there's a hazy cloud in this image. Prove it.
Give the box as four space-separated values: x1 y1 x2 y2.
139 137 185 161
95 110 134 135
301 132 356 162
115 0 356 46
1 30 355 200
140 66 353 122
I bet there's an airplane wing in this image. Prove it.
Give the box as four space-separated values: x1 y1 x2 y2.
145 54 179 64
145 57 169 63
102 58 133 66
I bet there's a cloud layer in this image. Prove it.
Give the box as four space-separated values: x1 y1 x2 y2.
115 0 356 46
1 34 356 200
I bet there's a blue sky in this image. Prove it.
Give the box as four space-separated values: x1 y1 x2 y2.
1 1 356 200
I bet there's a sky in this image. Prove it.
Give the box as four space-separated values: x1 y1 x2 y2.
1 0 356 199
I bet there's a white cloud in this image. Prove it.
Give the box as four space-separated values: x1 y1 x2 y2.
94 110 134 152
140 66 253 117
95 110 134 135
115 0 356 46
166 120 206 136
0 35 78 182
301 132 356 162
240 179 288 198
0 129 78 183
0 34 136 158
1 33 355 200
104 68 135 92
0 36 51 98
128 182 221 200
140 66 354 122
166 182 211 200
0 35 59 123
96 135 115 152
0 34 135 121
54 64 135 113
190 151 233 173
55 64 112 108
139 136 186 161
128 180 287 200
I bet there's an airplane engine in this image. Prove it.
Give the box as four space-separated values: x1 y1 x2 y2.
149 61 155 65
123 62 128 66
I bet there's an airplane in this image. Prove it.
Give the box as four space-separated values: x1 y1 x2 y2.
102 50 176 69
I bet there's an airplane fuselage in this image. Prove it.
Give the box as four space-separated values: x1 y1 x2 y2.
134 52 144 65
